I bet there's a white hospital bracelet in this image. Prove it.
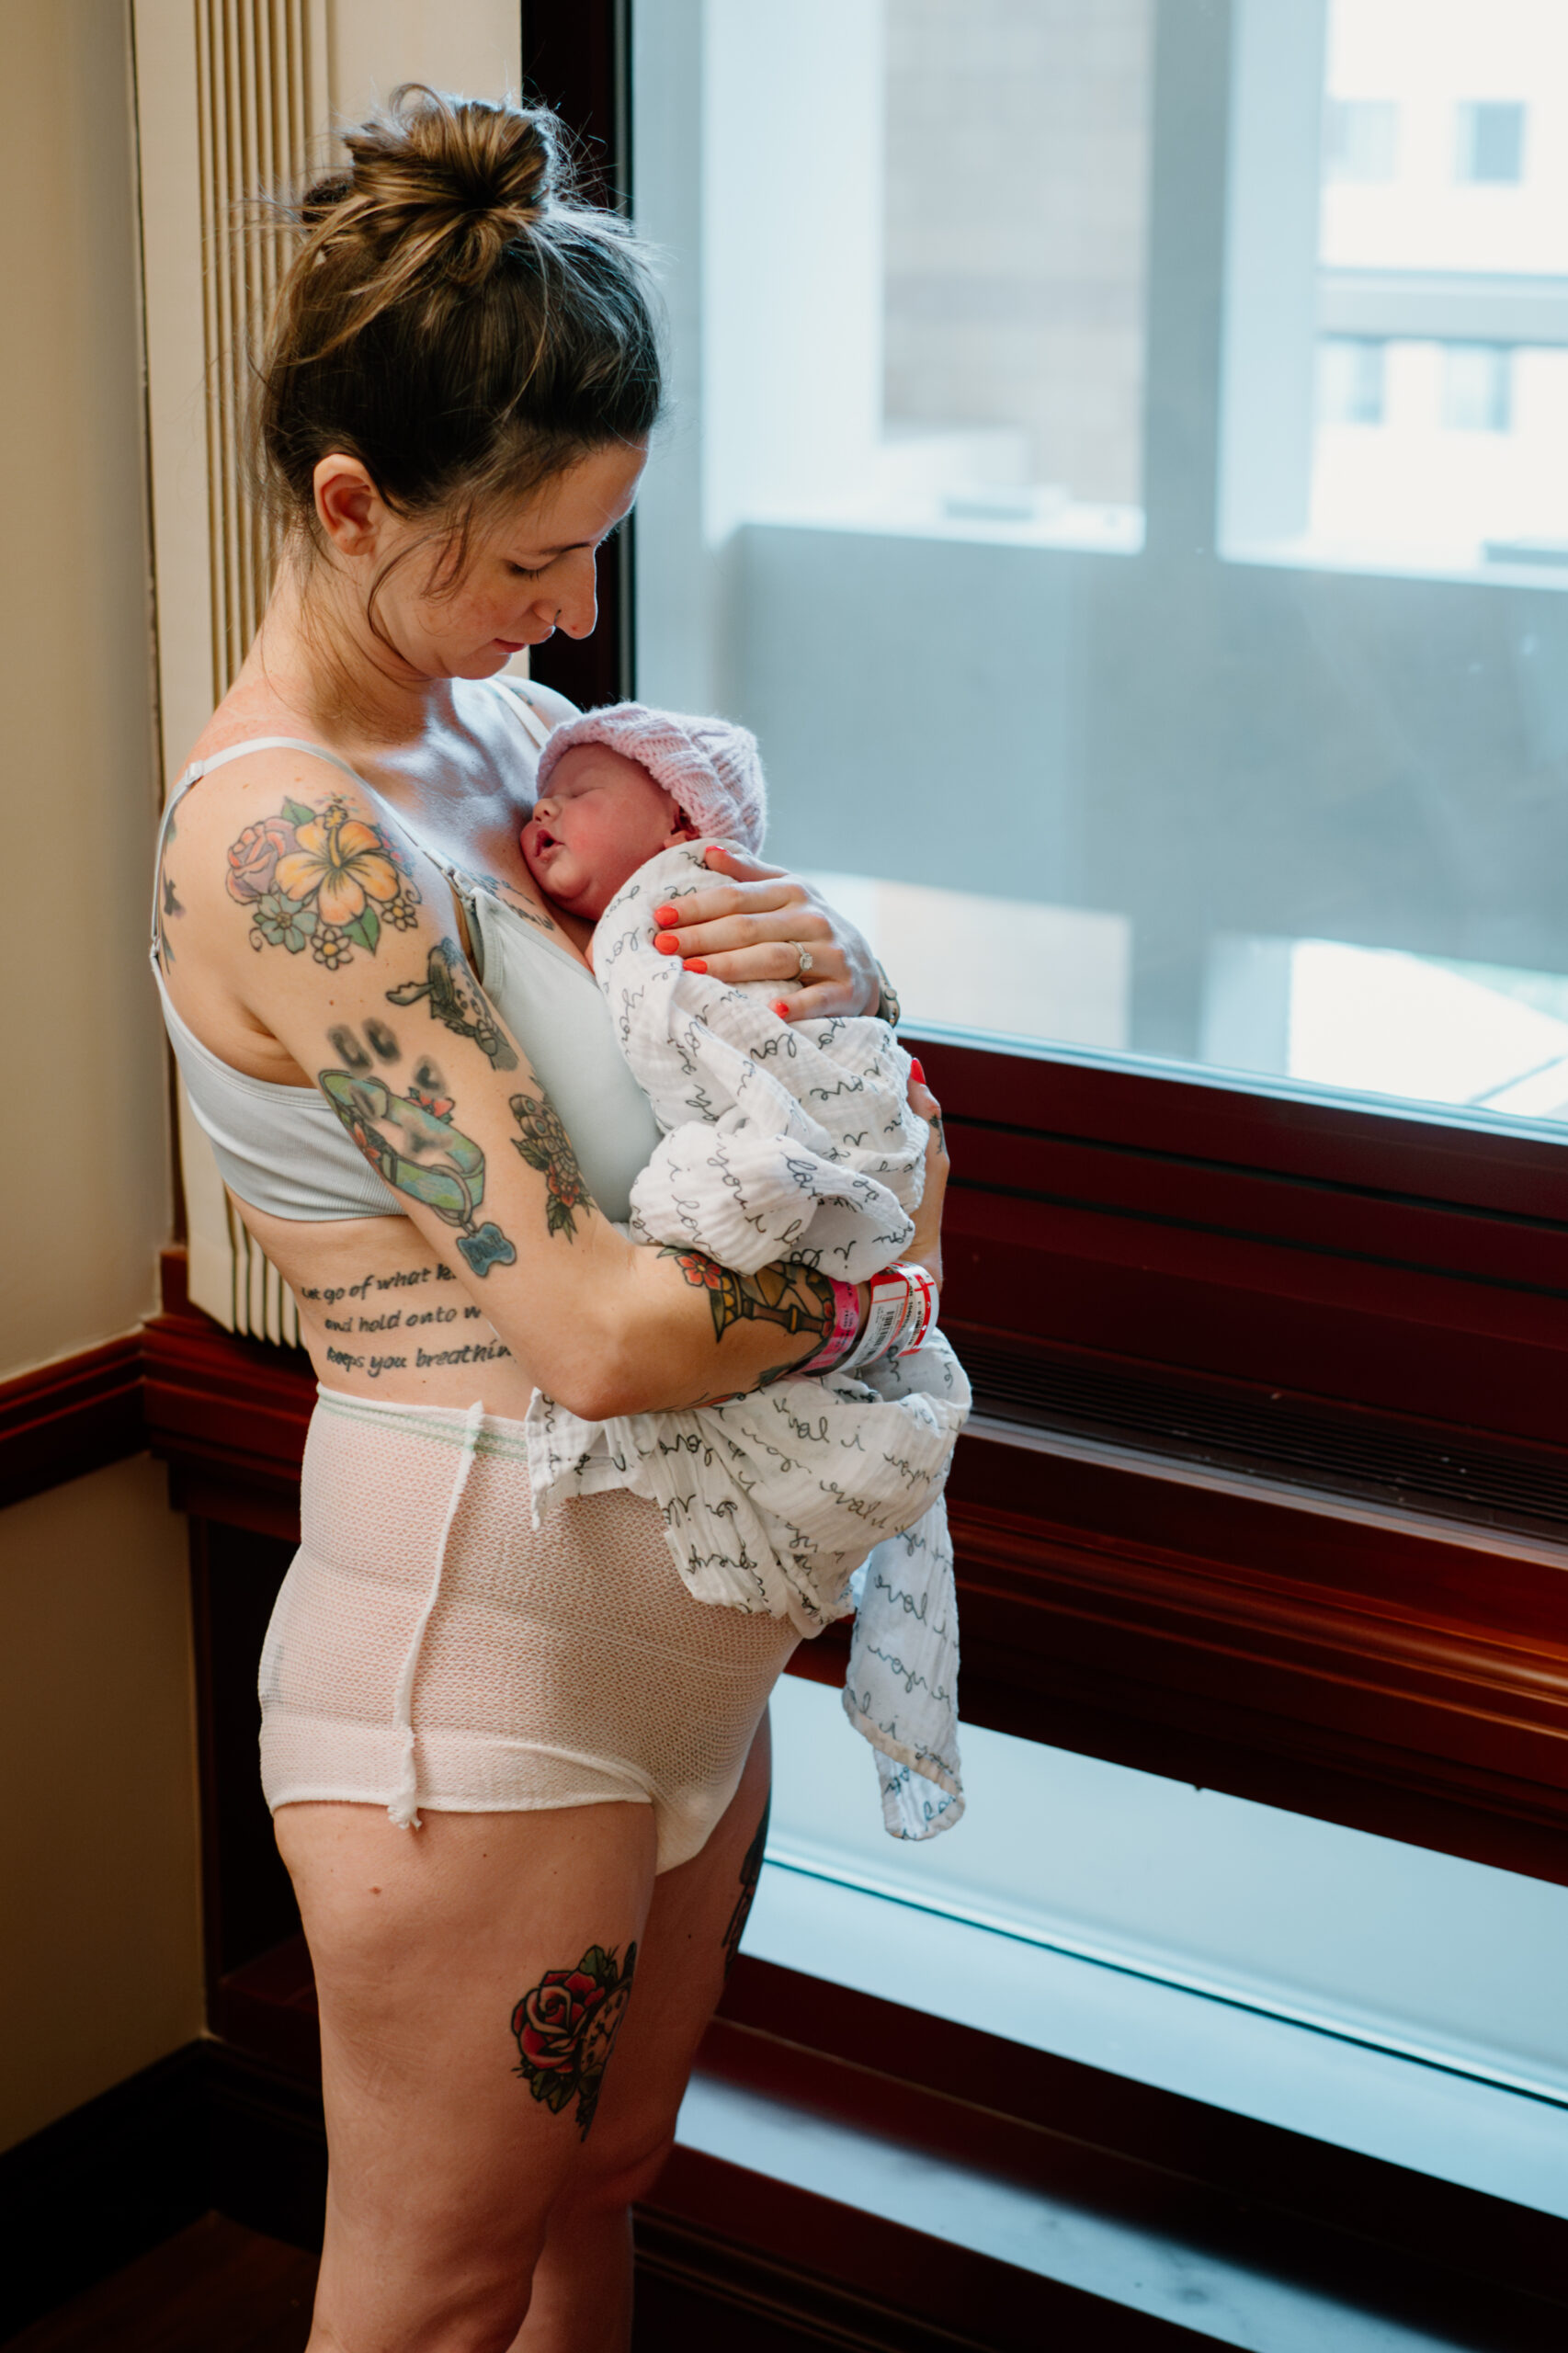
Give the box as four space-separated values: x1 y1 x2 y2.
840 1263 934 1374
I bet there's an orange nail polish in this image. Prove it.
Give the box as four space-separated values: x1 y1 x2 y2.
772 999 790 1018
654 932 679 955
653 904 678 926
909 1058 926 1084
684 958 708 974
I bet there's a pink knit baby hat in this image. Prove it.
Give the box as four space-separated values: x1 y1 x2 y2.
535 701 767 855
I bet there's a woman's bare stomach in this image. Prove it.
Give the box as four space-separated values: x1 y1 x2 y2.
237 1199 542 1418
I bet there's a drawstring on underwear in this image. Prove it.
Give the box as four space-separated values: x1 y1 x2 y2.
387 1398 484 1829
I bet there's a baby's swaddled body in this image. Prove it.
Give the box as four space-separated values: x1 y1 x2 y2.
520 708 970 1837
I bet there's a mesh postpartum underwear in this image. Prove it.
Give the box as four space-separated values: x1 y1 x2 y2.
259 1388 799 1871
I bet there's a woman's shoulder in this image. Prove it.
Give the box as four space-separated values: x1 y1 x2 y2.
157 735 436 973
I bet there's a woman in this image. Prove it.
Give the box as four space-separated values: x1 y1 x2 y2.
153 89 948 2352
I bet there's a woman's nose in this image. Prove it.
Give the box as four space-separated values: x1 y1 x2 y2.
549 547 599 641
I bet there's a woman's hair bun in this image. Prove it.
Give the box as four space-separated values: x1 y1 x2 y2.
318 85 562 289
258 82 661 551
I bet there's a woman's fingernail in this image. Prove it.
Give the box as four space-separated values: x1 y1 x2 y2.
684 958 708 974
910 1057 926 1084
772 999 790 1018
654 932 680 955
653 904 678 926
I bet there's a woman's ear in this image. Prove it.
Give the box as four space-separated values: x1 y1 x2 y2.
313 453 383 557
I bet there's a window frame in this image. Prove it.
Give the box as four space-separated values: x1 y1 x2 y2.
518 0 1568 1884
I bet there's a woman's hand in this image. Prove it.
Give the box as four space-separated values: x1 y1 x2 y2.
905 1062 949 1295
651 846 881 1021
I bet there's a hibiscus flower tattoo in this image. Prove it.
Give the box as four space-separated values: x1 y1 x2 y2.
226 794 421 966
511 1941 637 2139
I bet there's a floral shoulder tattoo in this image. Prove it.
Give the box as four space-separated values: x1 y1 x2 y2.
227 794 421 968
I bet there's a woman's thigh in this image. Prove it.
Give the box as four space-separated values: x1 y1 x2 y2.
552 1711 775 2211
278 1795 658 2348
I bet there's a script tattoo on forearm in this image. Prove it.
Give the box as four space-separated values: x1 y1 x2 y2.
509 1091 592 1241
226 793 421 967
318 1062 517 1278
660 1247 835 1376
386 938 518 1070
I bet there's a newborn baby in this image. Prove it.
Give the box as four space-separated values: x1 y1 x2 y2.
517 701 970 1842
520 703 778 985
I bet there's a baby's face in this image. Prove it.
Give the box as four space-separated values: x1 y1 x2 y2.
520 743 694 920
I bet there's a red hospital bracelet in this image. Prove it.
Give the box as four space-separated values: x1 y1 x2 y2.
793 1277 861 1376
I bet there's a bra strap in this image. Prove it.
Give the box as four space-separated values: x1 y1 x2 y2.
486 675 554 753
169 734 372 803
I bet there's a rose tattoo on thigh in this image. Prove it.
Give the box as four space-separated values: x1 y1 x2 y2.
511 1941 637 2139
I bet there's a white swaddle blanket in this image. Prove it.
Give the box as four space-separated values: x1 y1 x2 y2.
523 843 971 1837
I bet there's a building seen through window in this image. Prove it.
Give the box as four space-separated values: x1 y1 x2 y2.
634 0 1568 1127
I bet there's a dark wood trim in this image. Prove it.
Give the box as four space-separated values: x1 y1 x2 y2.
711 1958 1568 2321
146 1297 1568 1883
0 1333 144 1511
0 2044 208 2341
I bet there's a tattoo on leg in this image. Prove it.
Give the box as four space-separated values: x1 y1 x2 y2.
510 1092 593 1240
722 1796 770 1980
318 1068 517 1277
226 794 421 966
386 938 518 1070
660 1250 835 1375
512 1941 637 2140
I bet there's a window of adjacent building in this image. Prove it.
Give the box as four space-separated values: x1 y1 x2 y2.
1441 339 1514 431
633 0 1568 1127
1323 95 1398 181
1318 335 1387 425
1454 97 1527 183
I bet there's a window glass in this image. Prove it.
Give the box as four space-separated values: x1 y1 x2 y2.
632 0 1568 1129
1454 97 1527 184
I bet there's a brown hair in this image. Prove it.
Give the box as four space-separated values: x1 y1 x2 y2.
257 86 661 587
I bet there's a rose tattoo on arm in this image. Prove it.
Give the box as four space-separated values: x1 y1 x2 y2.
512 1941 637 2139
510 1091 593 1241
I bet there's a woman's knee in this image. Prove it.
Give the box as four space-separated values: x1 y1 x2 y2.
556 2115 679 2220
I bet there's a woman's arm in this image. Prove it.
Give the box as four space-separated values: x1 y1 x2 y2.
169 756 945 1419
644 846 886 1022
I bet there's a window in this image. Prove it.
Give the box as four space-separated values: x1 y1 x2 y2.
1323 96 1398 182
634 0 1568 1126
1317 335 1386 425
1441 339 1513 430
1455 97 1526 184
1227 2 1568 583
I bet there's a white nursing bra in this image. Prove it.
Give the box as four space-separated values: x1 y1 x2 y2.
149 684 662 1226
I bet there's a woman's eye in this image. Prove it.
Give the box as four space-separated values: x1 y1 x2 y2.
506 561 550 580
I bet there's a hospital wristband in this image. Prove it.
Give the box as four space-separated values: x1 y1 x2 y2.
840 1261 935 1375
793 1277 862 1376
